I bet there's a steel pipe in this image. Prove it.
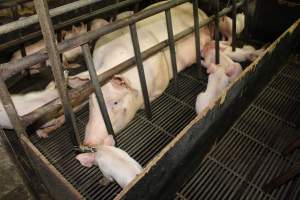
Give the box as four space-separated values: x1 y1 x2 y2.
214 0 220 64
34 0 81 148
232 0 237 51
129 23 152 119
193 0 201 70
81 43 117 144
165 8 179 96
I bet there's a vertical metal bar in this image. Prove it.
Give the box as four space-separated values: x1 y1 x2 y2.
165 9 179 96
81 44 117 144
214 0 220 64
112 0 119 21
129 23 152 119
244 0 249 37
134 2 140 13
0 78 28 138
34 0 81 148
232 0 237 51
192 0 202 75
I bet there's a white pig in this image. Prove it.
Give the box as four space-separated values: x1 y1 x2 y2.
219 13 245 42
196 67 230 114
69 2 212 146
90 18 109 31
76 145 143 189
218 41 265 62
10 39 50 74
202 41 242 81
0 81 58 129
61 22 87 69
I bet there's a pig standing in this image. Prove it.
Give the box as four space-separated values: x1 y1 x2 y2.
196 67 230 114
61 23 87 69
219 13 245 42
68 2 212 147
0 81 58 129
76 145 143 189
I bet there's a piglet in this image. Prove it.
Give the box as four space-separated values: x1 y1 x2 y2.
10 39 49 74
61 22 87 69
90 18 109 31
219 13 245 42
0 81 58 129
196 67 230 114
76 146 143 189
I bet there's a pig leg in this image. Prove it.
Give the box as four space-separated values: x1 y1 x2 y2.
36 115 65 138
99 176 113 186
103 135 116 146
63 59 81 69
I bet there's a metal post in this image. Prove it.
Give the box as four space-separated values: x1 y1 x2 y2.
81 44 117 144
129 23 152 119
134 2 140 13
244 0 249 37
232 0 237 51
165 9 179 96
34 0 81 148
214 0 220 64
193 0 201 69
0 78 28 138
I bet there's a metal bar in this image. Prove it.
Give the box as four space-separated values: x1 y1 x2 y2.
192 0 202 77
111 0 120 22
232 0 237 51
81 43 117 143
18 1 246 128
129 23 152 119
134 1 140 13
34 0 81 148
165 9 179 96
0 0 245 81
0 78 28 138
0 0 110 36
0 0 142 52
214 0 220 64
244 0 249 36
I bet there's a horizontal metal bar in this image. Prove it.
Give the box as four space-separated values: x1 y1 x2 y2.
81 43 117 143
0 0 105 35
129 23 152 119
0 0 141 52
0 0 245 82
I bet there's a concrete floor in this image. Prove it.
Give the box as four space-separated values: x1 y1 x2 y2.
0 135 34 200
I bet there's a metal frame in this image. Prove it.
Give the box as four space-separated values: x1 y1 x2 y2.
0 0 247 198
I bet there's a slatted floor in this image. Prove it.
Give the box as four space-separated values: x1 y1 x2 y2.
28 65 208 200
174 60 300 200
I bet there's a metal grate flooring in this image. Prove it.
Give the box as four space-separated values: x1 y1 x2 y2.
175 60 300 200
28 65 208 200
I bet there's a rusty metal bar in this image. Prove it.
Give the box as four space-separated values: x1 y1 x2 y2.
232 0 237 51
129 23 152 119
0 1 245 82
244 0 249 36
0 78 28 138
193 0 201 70
214 0 220 64
0 0 142 52
165 8 179 96
34 0 81 148
81 43 117 143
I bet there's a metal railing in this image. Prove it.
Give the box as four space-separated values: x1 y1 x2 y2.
0 0 247 153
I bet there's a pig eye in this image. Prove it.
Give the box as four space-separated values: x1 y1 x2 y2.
113 101 118 105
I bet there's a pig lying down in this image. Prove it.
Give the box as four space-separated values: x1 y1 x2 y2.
0 81 58 129
76 146 143 189
69 2 212 147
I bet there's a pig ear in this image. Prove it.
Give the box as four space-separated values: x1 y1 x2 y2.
61 30 67 39
111 75 131 90
76 153 96 167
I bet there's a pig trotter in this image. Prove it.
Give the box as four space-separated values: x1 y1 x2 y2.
36 116 65 138
99 176 113 186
